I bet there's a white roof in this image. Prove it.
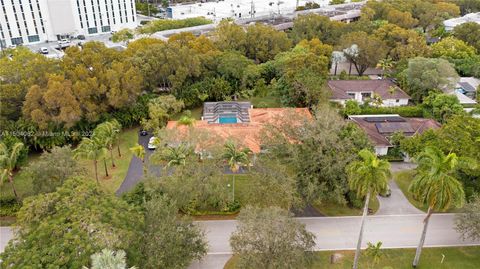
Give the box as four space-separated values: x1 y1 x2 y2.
453 91 477 105
444 12 480 29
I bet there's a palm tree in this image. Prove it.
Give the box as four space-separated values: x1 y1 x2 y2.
347 149 391 269
130 144 146 175
409 146 465 268
110 119 122 157
73 137 107 184
376 58 394 78
94 121 118 168
155 143 192 168
83 248 136 269
222 141 251 202
365 241 384 268
0 142 24 201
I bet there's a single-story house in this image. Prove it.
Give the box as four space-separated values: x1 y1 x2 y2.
349 114 441 156
166 102 312 154
327 79 410 107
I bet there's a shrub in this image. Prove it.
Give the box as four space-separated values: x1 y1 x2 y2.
349 105 424 117
0 196 21 217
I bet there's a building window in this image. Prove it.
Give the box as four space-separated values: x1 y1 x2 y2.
27 35 39 42
347 92 355 99
361 92 372 100
101 25 110 32
11 37 24 45
396 99 400 103
88 27 98 34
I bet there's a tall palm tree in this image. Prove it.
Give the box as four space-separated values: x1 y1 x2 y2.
0 142 24 201
94 121 118 168
347 149 391 269
110 120 122 157
130 144 146 175
222 141 251 202
409 146 465 268
73 136 107 184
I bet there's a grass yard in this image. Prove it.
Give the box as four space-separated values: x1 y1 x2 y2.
224 247 480 269
1 127 138 205
393 170 464 213
171 106 203 120
0 153 41 200
313 196 380 216
78 127 138 193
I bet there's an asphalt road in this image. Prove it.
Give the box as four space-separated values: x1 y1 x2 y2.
196 214 479 254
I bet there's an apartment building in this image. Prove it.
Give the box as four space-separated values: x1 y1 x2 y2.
0 0 136 48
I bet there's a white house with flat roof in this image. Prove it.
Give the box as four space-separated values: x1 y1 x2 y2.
0 0 137 48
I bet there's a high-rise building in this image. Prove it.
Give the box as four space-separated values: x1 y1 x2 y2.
0 0 136 48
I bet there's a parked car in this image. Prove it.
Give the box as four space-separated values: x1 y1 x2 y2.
140 129 148 136
76 35 86 40
147 137 158 150
39 47 49 54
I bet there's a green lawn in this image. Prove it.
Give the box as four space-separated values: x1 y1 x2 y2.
313 196 379 216
171 106 203 120
78 127 138 193
394 170 464 213
224 247 480 269
0 153 41 200
1 127 138 215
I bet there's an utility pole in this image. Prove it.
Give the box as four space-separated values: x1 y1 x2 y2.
250 1 255 18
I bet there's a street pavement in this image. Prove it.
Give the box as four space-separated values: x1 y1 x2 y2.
188 213 480 269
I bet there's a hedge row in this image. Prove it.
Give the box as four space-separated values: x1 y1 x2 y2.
346 105 424 117
139 17 213 34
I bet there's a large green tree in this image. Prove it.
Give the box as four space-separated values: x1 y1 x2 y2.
347 149 390 269
263 105 371 204
453 22 480 52
404 57 459 102
73 136 108 184
141 95 184 131
0 177 142 268
230 206 316 269
27 146 85 194
244 23 292 63
340 31 388 76
409 146 465 267
290 13 345 45
141 195 207 269
422 92 465 123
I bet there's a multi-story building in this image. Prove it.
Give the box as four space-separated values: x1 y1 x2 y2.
0 0 136 48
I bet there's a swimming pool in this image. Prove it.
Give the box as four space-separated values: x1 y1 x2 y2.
219 114 238 124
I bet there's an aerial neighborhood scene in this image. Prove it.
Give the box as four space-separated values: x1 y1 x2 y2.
1 0 480 268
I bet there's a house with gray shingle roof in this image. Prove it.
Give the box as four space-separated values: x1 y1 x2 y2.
327 79 410 107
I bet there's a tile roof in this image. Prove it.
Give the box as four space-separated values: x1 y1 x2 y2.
349 115 441 147
327 80 410 100
166 108 312 153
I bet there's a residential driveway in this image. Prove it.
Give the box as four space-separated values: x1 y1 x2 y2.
115 133 161 195
376 162 422 215
376 180 424 215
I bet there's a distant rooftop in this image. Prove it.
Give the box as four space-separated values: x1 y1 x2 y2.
444 12 480 31
349 115 441 147
327 80 410 100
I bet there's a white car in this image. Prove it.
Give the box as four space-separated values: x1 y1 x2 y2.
39 47 49 54
147 137 158 150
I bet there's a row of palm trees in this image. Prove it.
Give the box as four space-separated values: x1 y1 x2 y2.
347 147 465 269
73 120 122 184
